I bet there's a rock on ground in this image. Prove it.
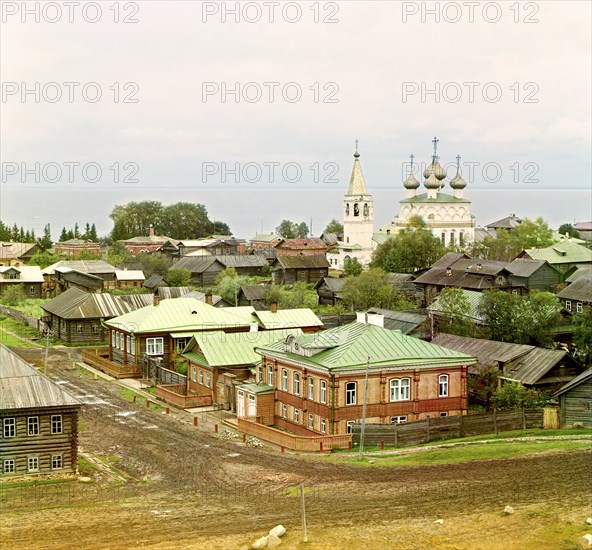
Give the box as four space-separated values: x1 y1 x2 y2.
267 534 282 548
503 506 514 515
252 536 268 549
269 525 286 538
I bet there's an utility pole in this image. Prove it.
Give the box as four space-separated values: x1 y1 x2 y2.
359 355 370 459
43 328 51 375
300 484 308 542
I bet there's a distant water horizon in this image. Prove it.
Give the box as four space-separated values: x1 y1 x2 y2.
2 187 590 241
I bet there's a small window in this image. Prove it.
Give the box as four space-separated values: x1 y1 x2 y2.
512 289 518 296
146 337 163 355
345 382 356 406
308 377 314 400
390 378 411 401
294 409 300 423
199 370 204 384
205 372 211 387
439 374 449 398
320 418 326 433
76 324 84 334
3 459 15 474
282 404 288 418
3 418 16 438
52 455 63 470
293 373 301 396
320 380 327 404
27 456 39 472
91 324 99 334
576 302 583 313
258 367 263 383
267 366 273 386
346 420 355 434
192 367 197 383
308 414 314 429
565 300 572 312
390 416 407 424
29 285 36 295
440 412 448 418
126 335 131 350
28 417 39 436
51 415 62 434
282 369 288 391
130 337 135 355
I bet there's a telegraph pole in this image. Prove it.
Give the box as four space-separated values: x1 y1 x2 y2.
359 355 370 459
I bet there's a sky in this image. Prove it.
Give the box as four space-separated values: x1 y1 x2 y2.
1 0 591 238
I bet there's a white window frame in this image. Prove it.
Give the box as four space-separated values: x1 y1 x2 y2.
346 420 355 434
439 374 449 398
345 382 356 406
76 323 84 334
146 337 163 355
308 414 314 429
308 377 314 400
3 418 16 438
320 418 326 433
27 456 39 473
29 285 36 295
390 378 411 402
205 372 211 388
126 335 131 351
51 415 62 434
51 454 63 470
130 337 136 355
199 370 204 385
390 416 407 424
282 369 288 391
320 380 327 404
28 416 39 436
440 412 448 417
294 408 300 423
293 372 301 396
576 302 583 313
267 366 273 386
192 367 197 383
565 300 572 312
3 459 15 474
92 323 99 334
282 404 287 418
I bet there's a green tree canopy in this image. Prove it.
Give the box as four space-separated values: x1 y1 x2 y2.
371 216 445 273
344 257 363 277
275 220 309 239
572 308 592 366
1 284 27 306
167 267 192 287
324 218 343 235
557 223 581 239
433 287 475 337
341 268 411 311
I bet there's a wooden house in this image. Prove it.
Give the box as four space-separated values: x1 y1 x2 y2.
114 269 145 289
175 254 268 287
182 328 302 412
256 320 477 435
505 258 562 292
159 237 245 261
0 266 43 299
42 260 117 295
573 221 592 241
54 239 101 257
237 285 273 310
235 383 275 425
557 271 592 314
41 288 132 344
485 214 522 234
0 345 82 478
427 289 488 337
0 242 42 266
519 240 592 277
271 255 330 285
552 368 592 428
275 238 329 257
365 308 427 337
314 277 345 306
431 333 585 392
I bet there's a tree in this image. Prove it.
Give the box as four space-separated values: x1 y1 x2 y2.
344 257 363 277
263 282 316 309
511 217 554 249
433 287 475 337
215 268 243 306
275 220 309 239
371 216 445 273
59 227 69 242
28 251 59 269
324 219 343 235
558 223 581 239
38 224 53 250
467 364 500 411
167 267 192 287
572 309 592 366
341 268 410 311
491 382 550 411
1 284 27 306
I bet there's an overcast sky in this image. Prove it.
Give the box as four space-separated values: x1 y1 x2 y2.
1 1 590 236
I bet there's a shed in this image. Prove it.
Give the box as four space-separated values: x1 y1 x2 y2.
236 383 275 425
271 255 330 285
552 368 592 428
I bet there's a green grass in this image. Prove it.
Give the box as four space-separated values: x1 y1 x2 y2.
418 427 592 445
119 388 164 410
11 299 46 318
327 440 591 467
0 316 42 341
77 456 98 477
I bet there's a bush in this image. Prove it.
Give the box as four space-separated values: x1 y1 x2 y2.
1 284 28 306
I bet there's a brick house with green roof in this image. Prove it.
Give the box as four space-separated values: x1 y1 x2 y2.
255 320 477 436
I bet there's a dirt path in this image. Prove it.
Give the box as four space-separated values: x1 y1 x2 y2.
2 348 591 549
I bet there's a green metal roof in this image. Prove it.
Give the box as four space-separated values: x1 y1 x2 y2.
257 323 476 372
427 289 486 323
524 242 592 265
400 192 471 204
182 328 303 367
105 298 256 334
237 383 274 394
253 309 323 330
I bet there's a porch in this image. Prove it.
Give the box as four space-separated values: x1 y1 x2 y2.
81 348 142 379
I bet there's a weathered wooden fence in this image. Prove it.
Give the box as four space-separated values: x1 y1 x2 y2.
0 304 46 333
352 408 545 448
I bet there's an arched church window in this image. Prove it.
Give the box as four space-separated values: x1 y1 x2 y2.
354 203 359 217
345 204 350 216
450 232 455 247
441 233 446 246
459 232 464 246
346 237 350 243
363 203 369 217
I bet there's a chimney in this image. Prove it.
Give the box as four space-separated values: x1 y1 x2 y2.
366 313 385 328
270 302 278 313
205 293 213 305
356 312 367 324
446 267 452 277
153 294 160 306
476 263 482 272
149 224 155 238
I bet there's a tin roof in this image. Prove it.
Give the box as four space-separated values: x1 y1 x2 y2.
0 242 38 259
42 288 133 319
427 290 486 323
115 270 145 281
523 242 592 265
557 277 592 303
252 309 323 329
276 238 328 250
0 265 44 283
274 255 331 269
42 260 116 276
236 383 274 394
552 368 592 397
0 345 81 410
257 323 476 372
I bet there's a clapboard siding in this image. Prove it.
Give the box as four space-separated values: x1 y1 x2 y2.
0 408 79 477
560 378 592 428
49 314 107 344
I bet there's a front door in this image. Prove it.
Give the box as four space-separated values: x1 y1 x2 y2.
237 390 245 417
248 394 256 418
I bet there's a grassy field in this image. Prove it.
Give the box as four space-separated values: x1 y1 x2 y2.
10 299 46 318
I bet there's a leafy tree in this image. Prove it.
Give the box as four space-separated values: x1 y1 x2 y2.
344 257 363 277
324 219 343 235
371 215 445 273
467 364 500 411
275 220 309 239
341 268 411 311
512 217 554 249
1 284 27 306
167 267 192 287
28 251 59 269
215 268 245 306
38 224 53 250
572 309 592 366
59 227 69 242
557 224 581 239
263 282 316 310
491 382 550 411
106 242 133 268
433 287 475 337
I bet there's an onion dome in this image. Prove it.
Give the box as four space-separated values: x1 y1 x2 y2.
404 154 420 189
423 157 447 181
450 154 467 189
424 173 441 189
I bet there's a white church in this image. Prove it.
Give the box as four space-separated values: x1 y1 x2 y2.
327 138 476 270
